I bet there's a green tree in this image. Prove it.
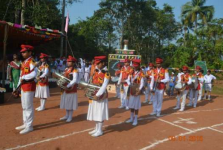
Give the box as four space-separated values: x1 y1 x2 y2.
181 0 214 31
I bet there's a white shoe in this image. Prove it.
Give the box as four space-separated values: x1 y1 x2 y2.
187 104 192 107
132 120 138 126
15 124 26 130
179 109 184 112
66 117 72 122
193 105 197 108
35 107 40 111
60 116 68 120
88 130 96 135
150 112 156 115
148 101 153 105
20 127 33 134
208 98 211 101
143 100 148 104
125 107 129 110
173 107 180 110
156 113 161 117
92 131 103 137
118 106 125 109
126 119 133 123
37 108 45 111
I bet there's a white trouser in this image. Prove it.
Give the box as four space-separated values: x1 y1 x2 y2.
115 84 120 98
198 83 203 100
152 89 164 114
120 85 129 107
21 91 34 128
180 90 189 110
189 89 199 106
145 83 153 102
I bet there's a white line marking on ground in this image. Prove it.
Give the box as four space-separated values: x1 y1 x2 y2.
6 108 223 150
6 122 124 150
173 108 223 115
208 127 223 134
139 122 223 150
173 118 197 124
158 118 192 132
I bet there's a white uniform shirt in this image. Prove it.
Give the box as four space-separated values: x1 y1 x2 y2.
39 62 49 78
204 74 216 84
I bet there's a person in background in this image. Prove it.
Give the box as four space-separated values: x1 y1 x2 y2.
197 69 204 101
143 63 154 104
8 54 21 91
84 62 91 83
167 72 176 96
117 59 133 110
114 63 122 99
203 70 216 100
188 66 204 108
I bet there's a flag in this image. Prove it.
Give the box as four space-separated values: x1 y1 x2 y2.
65 12 69 33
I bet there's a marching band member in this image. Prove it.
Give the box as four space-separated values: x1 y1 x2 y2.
60 56 78 122
87 56 110 137
14 44 37 134
35 53 50 111
198 69 204 101
150 58 169 117
177 66 192 111
125 59 144 126
115 63 122 98
143 63 154 104
117 59 133 110
188 66 204 108
78 58 85 82
203 70 216 100
84 62 91 83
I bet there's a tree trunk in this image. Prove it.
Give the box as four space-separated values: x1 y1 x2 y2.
15 9 20 24
21 0 25 25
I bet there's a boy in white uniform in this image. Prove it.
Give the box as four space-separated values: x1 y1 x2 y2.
203 70 216 100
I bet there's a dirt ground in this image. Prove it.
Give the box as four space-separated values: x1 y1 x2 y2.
0 87 223 150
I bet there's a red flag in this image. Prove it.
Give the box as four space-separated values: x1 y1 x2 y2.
65 12 69 33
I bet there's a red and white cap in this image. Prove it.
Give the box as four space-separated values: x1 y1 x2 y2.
132 59 141 67
94 56 106 64
39 53 48 59
66 55 77 62
155 57 163 64
20 44 34 52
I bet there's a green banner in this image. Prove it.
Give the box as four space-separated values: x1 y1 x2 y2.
194 61 207 75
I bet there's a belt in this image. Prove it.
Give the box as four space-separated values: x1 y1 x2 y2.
22 79 35 84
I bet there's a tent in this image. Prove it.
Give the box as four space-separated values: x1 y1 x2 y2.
0 20 63 88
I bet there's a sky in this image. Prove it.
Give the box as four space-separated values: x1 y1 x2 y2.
66 0 223 25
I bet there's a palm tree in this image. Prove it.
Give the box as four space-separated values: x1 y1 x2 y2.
181 0 214 31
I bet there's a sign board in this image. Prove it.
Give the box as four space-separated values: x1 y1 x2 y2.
107 84 116 93
194 61 207 75
108 54 141 76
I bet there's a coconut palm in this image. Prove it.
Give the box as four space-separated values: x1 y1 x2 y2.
181 0 214 31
